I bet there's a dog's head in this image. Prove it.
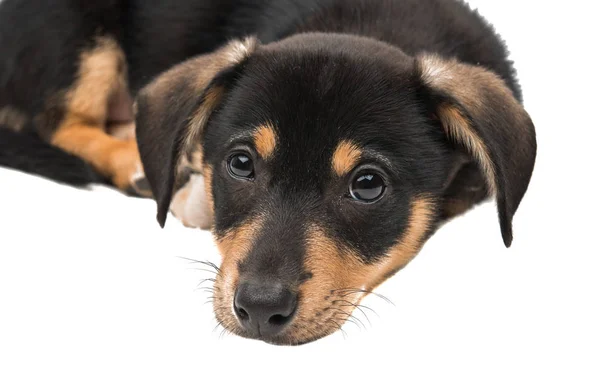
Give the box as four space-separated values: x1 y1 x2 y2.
135 33 536 345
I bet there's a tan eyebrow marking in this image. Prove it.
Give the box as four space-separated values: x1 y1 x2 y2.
332 140 362 177
253 123 277 160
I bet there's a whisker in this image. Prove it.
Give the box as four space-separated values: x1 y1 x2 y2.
190 268 220 276
213 321 224 333
355 303 380 319
196 286 216 292
325 319 347 340
333 299 376 326
201 261 222 273
177 256 222 273
332 312 364 331
196 278 216 287
328 307 366 330
335 299 379 317
289 322 321 343
219 327 229 340
304 324 322 340
334 288 395 306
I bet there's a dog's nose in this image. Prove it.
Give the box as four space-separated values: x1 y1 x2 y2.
234 281 297 337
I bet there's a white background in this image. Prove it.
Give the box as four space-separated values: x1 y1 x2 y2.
1 1 599 387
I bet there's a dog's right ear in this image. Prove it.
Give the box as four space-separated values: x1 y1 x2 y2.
135 37 258 227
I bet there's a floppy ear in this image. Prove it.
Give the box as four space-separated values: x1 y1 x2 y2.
135 37 258 227
416 55 537 247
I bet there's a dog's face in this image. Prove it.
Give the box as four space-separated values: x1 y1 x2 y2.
136 34 536 345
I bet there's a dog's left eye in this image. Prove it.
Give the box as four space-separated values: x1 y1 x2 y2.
350 172 386 202
228 153 254 179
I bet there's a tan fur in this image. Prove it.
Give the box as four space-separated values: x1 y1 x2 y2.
302 197 434 308
436 103 497 195
51 125 142 189
184 38 258 147
189 148 205 170
213 216 265 333
300 226 368 326
66 37 128 124
203 166 215 222
0 106 27 132
367 198 435 288
49 37 143 192
253 123 277 160
185 86 225 150
332 140 362 177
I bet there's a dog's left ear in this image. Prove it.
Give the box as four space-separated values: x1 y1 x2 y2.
416 55 537 247
135 37 259 227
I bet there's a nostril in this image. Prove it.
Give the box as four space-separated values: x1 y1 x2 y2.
268 313 291 326
236 306 250 321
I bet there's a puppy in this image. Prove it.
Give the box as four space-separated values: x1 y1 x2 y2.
0 0 536 345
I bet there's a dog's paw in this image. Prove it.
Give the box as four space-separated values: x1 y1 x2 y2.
170 174 213 230
111 140 153 198
107 122 136 140
125 166 153 198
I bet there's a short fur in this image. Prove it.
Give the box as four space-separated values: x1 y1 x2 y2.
0 0 536 345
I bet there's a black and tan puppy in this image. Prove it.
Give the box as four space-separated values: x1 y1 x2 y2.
0 0 536 345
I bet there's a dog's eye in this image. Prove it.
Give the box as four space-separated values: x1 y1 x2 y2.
228 153 254 179
350 173 386 202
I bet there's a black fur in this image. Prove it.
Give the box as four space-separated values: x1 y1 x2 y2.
0 127 103 186
0 0 524 188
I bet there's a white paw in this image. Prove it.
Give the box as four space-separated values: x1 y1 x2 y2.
128 164 152 198
108 122 136 140
170 174 213 230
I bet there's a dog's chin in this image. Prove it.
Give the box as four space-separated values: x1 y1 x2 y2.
213 304 343 345
227 324 336 346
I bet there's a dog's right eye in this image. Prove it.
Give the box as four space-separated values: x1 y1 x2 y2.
228 153 255 180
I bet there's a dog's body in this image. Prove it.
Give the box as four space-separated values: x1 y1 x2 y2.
0 0 536 345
